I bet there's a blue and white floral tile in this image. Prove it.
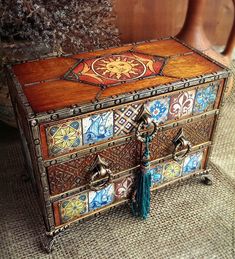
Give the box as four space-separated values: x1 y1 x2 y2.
146 97 170 124
150 164 163 187
162 161 182 182
182 151 203 175
88 184 115 211
59 192 88 223
82 111 113 145
114 176 134 200
46 120 83 156
168 90 196 120
193 83 219 114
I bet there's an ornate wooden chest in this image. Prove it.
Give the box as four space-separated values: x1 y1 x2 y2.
6 37 231 252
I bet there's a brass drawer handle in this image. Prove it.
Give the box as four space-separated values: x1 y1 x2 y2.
89 155 113 191
136 107 158 142
172 129 192 161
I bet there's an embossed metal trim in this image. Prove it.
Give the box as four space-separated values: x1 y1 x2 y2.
206 77 229 169
29 122 56 230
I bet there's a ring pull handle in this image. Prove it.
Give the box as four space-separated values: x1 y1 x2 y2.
89 155 113 191
136 106 158 142
172 129 192 162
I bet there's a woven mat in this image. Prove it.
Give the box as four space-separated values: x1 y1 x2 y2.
0 66 235 259
210 62 235 181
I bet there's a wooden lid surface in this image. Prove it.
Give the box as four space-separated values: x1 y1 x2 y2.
12 38 223 113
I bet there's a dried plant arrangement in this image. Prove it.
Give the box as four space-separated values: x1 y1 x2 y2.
0 0 120 53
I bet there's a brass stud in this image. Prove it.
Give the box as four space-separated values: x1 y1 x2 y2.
30 119 38 127
51 114 59 120
34 139 40 145
51 160 56 165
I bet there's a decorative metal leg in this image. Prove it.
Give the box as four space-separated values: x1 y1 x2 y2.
42 234 56 254
201 173 213 185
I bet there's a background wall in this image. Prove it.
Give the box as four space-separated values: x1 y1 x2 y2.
114 0 234 46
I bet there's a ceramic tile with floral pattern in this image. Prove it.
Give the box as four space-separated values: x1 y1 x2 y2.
59 193 88 223
46 120 83 156
193 83 219 114
146 97 170 124
162 161 182 182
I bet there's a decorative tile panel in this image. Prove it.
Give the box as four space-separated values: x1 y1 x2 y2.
82 111 113 145
168 90 196 120
114 104 142 136
162 161 182 181
64 51 166 87
46 120 82 156
150 164 163 187
146 97 170 124
59 193 88 223
89 184 115 211
193 83 219 114
114 176 134 200
182 151 203 175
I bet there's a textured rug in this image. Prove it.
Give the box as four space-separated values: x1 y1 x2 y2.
0 69 235 258
210 62 235 182
0 127 234 258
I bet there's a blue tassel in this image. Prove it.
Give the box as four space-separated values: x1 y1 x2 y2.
131 136 152 219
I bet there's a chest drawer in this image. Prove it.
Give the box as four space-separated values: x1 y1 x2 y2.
150 115 215 160
47 139 141 196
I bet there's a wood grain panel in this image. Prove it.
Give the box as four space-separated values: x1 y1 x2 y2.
23 80 100 113
163 53 220 78
13 57 77 85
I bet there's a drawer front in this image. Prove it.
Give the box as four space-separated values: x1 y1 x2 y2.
40 80 222 159
47 139 141 196
150 116 214 160
52 147 208 227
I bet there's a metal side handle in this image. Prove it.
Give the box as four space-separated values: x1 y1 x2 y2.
172 128 192 162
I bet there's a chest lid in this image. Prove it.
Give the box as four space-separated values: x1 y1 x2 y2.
10 37 229 121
